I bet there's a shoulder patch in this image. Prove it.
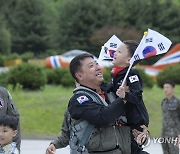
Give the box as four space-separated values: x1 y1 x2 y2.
77 95 89 104
0 98 4 109
129 75 139 83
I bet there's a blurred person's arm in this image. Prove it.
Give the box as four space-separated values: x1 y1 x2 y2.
46 109 70 154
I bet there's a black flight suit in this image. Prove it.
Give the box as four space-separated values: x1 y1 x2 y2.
111 67 149 154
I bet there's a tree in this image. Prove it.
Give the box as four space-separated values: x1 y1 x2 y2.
10 0 52 54
56 0 115 55
0 16 11 54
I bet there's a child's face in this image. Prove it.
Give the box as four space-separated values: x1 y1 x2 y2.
0 126 17 147
112 43 130 67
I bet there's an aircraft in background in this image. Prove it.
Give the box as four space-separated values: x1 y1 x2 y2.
45 49 113 69
138 43 180 77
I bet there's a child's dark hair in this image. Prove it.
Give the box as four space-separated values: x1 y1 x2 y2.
69 53 94 82
0 115 18 130
164 80 175 88
123 40 140 66
123 40 139 57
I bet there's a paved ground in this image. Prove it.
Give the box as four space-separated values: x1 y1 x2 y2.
21 139 164 154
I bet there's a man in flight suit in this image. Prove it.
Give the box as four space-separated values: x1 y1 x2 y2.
68 53 131 154
0 86 21 151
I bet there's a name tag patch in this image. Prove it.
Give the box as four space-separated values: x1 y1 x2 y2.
129 75 139 83
77 96 89 104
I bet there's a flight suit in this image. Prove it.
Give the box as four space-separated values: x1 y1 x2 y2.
111 67 149 154
0 86 21 151
68 85 131 154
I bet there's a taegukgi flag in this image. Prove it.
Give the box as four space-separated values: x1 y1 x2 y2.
99 35 122 60
130 28 172 65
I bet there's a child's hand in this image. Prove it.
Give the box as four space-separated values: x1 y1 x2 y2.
116 86 125 99
132 125 149 146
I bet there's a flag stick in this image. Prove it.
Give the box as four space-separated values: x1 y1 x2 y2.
121 62 134 87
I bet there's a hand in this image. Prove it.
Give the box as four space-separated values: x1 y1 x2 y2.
116 86 125 99
46 144 56 154
132 125 149 145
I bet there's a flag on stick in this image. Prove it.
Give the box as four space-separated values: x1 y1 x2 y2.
99 35 122 61
121 29 172 86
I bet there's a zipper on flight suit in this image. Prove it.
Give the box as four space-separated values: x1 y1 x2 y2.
113 125 119 148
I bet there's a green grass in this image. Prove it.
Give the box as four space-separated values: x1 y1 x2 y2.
9 85 73 138
143 85 180 137
7 84 180 138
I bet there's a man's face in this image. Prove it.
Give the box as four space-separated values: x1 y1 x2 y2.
0 126 17 147
76 57 104 87
112 43 130 67
163 83 174 97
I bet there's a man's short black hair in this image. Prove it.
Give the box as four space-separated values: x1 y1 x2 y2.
0 115 18 130
164 80 175 88
69 53 94 82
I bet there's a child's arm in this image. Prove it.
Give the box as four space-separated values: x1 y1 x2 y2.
125 70 143 105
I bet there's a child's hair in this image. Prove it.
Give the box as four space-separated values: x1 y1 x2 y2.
123 40 140 66
0 115 18 130
123 40 139 57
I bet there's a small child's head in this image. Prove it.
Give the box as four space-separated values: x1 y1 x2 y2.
112 40 139 67
0 115 18 147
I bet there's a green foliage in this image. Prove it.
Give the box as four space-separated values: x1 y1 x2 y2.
56 0 113 54
60 69 74 87
0 72 9 87
0 16 11 54
9 85 73 136
156 65 180 88
10 0 52 53
8 84 180 137
0 0 179 60
103 67 112 83
46 68 75 87
135 68 154 88
8 63 47 90
46 68 62 85
20 52 34 62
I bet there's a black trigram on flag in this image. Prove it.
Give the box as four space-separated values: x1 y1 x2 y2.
110 43 117 48
133 54 140 61
158 43 165 51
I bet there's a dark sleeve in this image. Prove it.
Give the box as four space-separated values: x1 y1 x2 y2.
125 70 143 105
0 87 21 151
51 109 70 149
68 93 125 127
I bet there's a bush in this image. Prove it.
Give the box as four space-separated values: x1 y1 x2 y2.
46 68 75 87
60 69 75 87
134 68 154 88
157 65 180 88
0 72 9 87
8 63 46 90
103 67 113 83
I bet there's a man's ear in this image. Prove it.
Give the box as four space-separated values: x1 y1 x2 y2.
75 72 83 81
13 130 18 138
